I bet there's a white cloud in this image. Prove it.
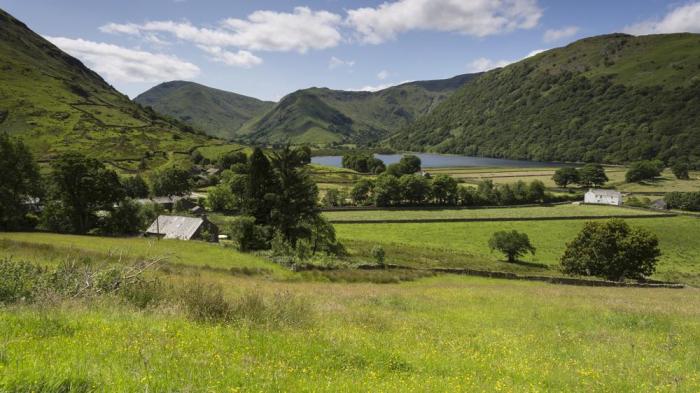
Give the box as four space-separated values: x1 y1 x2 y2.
526 48 547 57
101 7 342 53
467 49 547 72
624 2 700 35
350 80 412 92
329 56 355 69
377 70 390 80
46 36 200 83
543 26 579 43
198 46 262 68
346 0 542 44
467 57 512 72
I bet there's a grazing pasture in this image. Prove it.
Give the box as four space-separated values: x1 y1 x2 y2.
335 216 700 285
323 204 665 222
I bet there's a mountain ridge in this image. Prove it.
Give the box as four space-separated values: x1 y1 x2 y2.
0 8 209 161
389 33 700 165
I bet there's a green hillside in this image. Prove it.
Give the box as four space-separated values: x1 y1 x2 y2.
134 81 275 139
0 8 209 161
238 73 479 145
390 33 700 166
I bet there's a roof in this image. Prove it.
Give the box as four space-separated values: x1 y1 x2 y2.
134 195 184 205
586 189 621 197
146 215 205 240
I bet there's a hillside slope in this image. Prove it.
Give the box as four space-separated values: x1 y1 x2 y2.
238 73 479 145
135 81 275 139
389 34 700 166
0 8 208 160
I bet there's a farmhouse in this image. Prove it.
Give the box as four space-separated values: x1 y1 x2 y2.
584 189 622 206
145 215 218 241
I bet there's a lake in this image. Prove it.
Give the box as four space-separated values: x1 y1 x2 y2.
312 153 568 168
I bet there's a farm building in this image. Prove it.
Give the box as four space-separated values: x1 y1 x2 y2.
145 215 218 241
584 189 622 206
134 196 196 211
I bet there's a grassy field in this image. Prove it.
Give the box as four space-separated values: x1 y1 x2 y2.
335 215 700 285
0 233 283 274
1 235 699 391
323 204 664 222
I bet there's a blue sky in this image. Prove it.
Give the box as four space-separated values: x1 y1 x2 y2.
2 0 699 101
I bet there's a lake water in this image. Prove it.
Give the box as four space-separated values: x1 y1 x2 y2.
312 153 567 168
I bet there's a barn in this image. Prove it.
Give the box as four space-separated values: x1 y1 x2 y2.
584 189 623 206
145 215 219 242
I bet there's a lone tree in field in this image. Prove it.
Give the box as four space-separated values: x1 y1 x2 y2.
578 164 608 187
671 162 690 180
552 167 580 188
488 230 536 263
560 219 660 281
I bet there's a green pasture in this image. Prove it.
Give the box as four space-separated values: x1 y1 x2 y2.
335 216 700 285
0 233 282 274
323 204 662 222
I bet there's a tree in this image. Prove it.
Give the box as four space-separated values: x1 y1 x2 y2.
578 164 608 187
671 162 690 180
399 174 431 205
44 152 123 233
431 174 459 205
269 146 320 246
488 230 536 263
350 179 373 205
0 133 41 230
102 198 143 235
560 219 660 281
321 189 343 207
373 174 402 207
625 160 663 183
398 155 421 174
217 151 247 171
245 148 276 224
207 184 237 212
552 167 580 188
122 175 149 198
226 216 269 251
151 167 192 197
527 180 546 202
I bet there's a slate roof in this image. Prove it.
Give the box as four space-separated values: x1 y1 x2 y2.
586 189 621 197
146 215 204 240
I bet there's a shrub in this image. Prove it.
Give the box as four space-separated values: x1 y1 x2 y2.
0 258 45 303
181 282 231 323
119 279 166 309
671 162 690 180
560 219 660 281
664 192 700 211
226 216 270 251
371 245 386 266
488 230 536 263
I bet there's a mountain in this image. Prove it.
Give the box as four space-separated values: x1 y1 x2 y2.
237 73 479 144
134 81 275 139
389 33 700 166
0 8 209 161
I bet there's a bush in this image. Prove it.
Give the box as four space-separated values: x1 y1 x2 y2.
226 216 270 251
560 219 660 281
671 162 690 180
0 258 45 303
181 282 231 323
371 245 386 266
488 230 536 262
664 192 700 211
207 184 237 212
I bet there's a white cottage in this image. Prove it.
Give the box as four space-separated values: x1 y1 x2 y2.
584 189 622 206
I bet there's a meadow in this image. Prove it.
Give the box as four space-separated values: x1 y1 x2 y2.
334 215 700 285
1 235 699 392
322 204 665 222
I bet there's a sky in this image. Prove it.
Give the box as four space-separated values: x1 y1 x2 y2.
2 0 699 101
